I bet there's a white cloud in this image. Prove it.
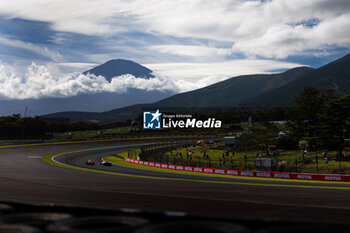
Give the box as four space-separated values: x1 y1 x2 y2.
0 59 302 99
0 36 62 61
0 0 141 36
231 12 350 58
0 0 348 100
148 45 233 61
0 0 349 59
57 62 99 69
145 59 302 82
0 62 175 99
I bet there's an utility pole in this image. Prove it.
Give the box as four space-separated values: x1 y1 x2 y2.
24 106 28 118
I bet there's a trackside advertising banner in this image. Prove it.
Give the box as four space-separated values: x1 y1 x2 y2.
125 158 350 182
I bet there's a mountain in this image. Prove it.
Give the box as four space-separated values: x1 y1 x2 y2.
155 53 350 108
43 104 221 124
0 60 172 116
42 66 314 124
0 89 170 116
43 104 148 124
83 59 154 81
242 53 350 107
42 53 350 124
154 66 314 108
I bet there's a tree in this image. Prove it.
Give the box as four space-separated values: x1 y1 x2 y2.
253 123 279 155
321 94 350 156
288 87 325 145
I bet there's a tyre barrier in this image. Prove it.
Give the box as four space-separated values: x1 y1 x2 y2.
1 201 350 233
0 203 15 214
255 224 349 233
133 221 250 233
0 224 41 233
125 158 350 182
47 216 149 233
1 213 72 228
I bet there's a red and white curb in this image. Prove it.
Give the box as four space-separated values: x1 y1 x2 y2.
125 158 349 182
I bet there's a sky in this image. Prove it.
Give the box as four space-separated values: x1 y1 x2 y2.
0 0 350 100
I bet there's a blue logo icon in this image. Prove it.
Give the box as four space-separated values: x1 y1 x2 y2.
143 109 162 129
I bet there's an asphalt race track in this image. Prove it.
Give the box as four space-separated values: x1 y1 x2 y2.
1 139 350 224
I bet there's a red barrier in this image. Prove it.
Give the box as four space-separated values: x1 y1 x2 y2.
124 158 350 182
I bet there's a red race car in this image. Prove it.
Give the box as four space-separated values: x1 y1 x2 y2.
86 160 95 165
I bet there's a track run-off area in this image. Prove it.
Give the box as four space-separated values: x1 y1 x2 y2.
1 138 350 224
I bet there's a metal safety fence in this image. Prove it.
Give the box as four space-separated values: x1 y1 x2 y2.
129 143 350 175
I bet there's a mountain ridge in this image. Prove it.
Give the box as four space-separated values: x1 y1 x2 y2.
242 53 350 107
42 53 350 124
155 66 314 108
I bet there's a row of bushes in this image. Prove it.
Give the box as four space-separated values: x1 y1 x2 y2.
0 114 99 139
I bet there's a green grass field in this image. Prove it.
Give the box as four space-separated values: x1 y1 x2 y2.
105 147 350 177
120 142 350 174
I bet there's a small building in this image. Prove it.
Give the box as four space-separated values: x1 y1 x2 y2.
278 131 288 138
224 136 236 146
256 158 278 171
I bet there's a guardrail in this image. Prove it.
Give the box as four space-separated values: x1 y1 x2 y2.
124 158 350 182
